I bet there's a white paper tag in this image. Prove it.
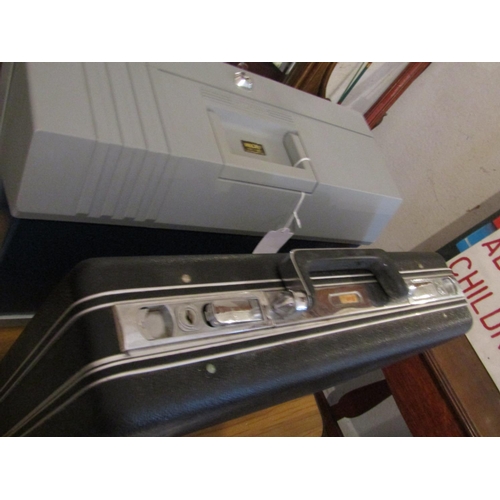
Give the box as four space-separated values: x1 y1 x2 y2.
252 228 294 254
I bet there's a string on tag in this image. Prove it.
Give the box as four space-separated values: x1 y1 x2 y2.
293 157 311 169
252 192 307 254
283 191 306 230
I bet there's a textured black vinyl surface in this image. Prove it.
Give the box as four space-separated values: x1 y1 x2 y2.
0 251 472 436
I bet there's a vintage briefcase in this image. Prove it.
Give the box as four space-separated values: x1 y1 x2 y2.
0 249 472 436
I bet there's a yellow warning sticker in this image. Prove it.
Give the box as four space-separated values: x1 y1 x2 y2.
241 141 266 155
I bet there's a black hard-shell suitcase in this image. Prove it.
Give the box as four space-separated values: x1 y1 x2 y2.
0 249 472 436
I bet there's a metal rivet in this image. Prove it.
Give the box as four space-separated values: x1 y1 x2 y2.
181 274 192 283
234 71 253 90
206 363 216 374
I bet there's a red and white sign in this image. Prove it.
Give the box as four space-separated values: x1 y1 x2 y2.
448 229 500 389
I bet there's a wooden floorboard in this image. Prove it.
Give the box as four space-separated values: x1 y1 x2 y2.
188 395 322 437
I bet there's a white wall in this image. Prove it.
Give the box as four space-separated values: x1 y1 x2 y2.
363 62 500 252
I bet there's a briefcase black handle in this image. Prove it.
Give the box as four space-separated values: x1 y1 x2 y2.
279 248 409 308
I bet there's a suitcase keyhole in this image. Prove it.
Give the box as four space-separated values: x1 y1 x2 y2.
185 309 196 326
178 306 200 331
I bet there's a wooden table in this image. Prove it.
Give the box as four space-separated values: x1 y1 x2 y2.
0 326 323 437
383 209 500 437
383 337 500 436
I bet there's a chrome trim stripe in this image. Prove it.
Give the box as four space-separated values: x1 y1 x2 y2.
0 301 132 402
9 301 467 437
0 278 282 396
0 266 453 386
313 268 451 279
66 278 284 308
109 294 466 355
0 268 455 400
0 314 34 328
398 268 449 274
